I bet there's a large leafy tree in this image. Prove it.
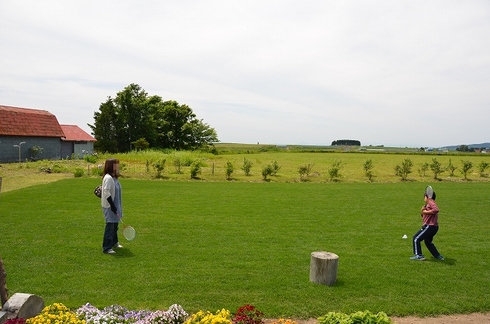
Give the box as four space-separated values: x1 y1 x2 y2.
154 100 218 150
89 84 218 152
113 84 158 151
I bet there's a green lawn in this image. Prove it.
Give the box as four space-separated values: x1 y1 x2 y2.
1 179 489 318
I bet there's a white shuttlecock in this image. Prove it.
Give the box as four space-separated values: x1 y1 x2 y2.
402 234 408 239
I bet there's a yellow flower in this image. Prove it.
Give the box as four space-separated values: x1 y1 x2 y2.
26 303 85 324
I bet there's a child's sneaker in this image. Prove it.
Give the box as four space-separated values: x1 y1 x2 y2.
410 255 425 261
436 255 444 261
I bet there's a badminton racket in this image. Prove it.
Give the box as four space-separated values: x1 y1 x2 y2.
425 185 434 200
117 213 136 241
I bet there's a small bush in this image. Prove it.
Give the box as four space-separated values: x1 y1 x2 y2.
91 165 103 176
241 158 253 176
190 160 204 179
40 163 67 174
51 164 67 173
29 145 43 160
174 158 182 174
84 154 98 164
395 158 413 181
430 158 446 180
298 163 313 181
478 161 490 177
418 162 429 177
328 160 344 181
460 160 473 180
318 310 393 324
363 159 374 181
447 158 457 176
226 161 234 180
153 158 166 178
261 164 273 181
271 160 281 175
74 168 85 178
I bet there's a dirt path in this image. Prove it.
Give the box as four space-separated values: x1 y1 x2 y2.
390 312 490 323
269 313 490 324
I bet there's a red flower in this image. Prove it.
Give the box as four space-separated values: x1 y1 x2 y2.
232 304 264 324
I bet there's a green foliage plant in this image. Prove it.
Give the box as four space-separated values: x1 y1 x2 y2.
84 154 98 164
174 158 182 174
91 166 103 176
146 159 151 173
225 161 234 180
190 160 204 179
29 145 43 160
39 163 68 174
153 158 166 178
363 159 374 181
73 168 85 178
418 162 429 177
460 160 473 180
241 158 253 176
478 161 490 177
328 160 343 181
261 164 273 181
447 158 457 176
318 310 393 324
271 160 281 175
298 164 314 181
132 137 150 151
394 158 413 181
429 158 446 180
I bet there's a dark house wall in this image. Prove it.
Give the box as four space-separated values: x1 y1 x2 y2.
0 136 61 163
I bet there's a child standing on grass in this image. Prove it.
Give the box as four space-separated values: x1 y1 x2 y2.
410 189 444 261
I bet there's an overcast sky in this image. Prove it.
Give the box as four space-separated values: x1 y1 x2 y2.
1 1 489 148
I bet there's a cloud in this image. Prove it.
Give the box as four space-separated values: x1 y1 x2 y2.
1 0 489 147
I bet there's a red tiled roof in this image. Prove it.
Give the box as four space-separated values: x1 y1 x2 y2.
0 105 65 137
60 124 96 142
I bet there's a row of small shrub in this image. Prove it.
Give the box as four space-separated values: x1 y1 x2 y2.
74 155 490 183
5 303 393 324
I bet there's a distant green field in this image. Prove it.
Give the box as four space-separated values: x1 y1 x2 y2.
1 178 489 318
2 148 490 193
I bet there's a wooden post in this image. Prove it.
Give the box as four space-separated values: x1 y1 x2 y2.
309 251 339 286
0 257 7 307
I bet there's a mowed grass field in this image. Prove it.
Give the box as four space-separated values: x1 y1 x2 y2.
1 176 489 318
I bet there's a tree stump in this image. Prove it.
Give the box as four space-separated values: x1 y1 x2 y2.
309 251 339 286
1 293 44 320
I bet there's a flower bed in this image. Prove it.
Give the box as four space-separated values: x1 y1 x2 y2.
5 303 392 324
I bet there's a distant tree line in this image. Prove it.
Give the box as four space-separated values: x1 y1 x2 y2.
88 84 218 153
456 145 488 152
331 139 361 146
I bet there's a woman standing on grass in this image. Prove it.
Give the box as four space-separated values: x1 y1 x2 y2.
410 189 444 261
101 158 123 254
